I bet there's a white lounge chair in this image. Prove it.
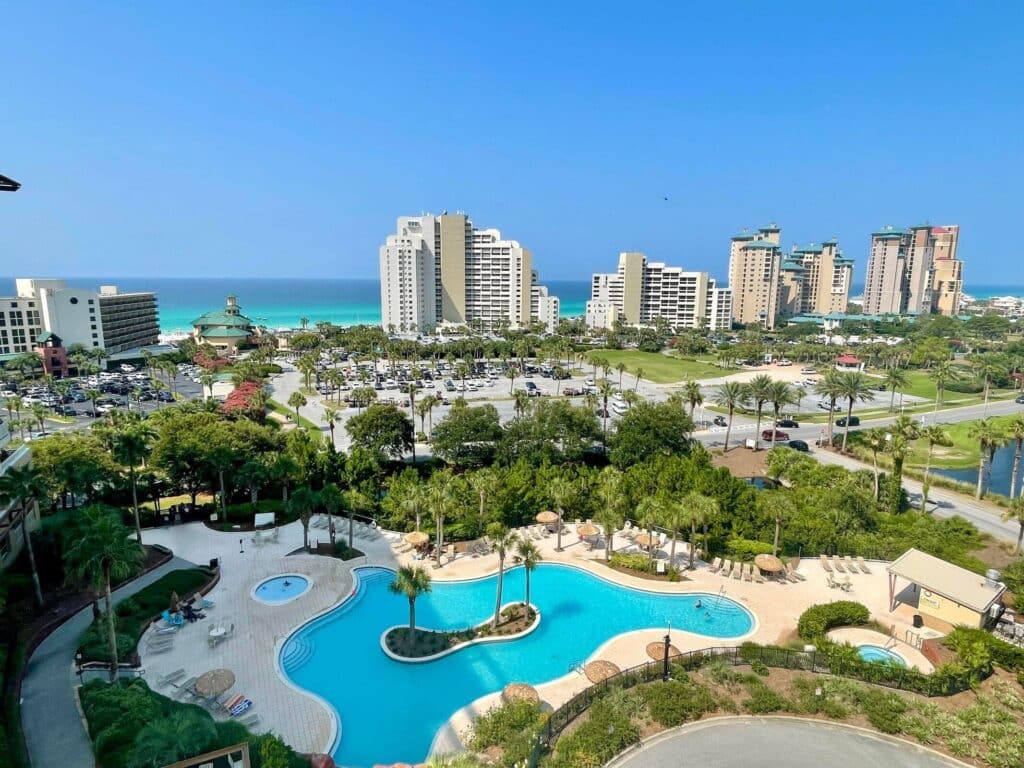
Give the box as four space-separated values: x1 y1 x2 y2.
857 557 872 574
820 554 833 573
720 559 732 577
832 555 846 573
656 560 666 575
157 668 186 687
709 557 722 573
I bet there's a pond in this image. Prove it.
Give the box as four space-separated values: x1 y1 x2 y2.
933 442 1020 497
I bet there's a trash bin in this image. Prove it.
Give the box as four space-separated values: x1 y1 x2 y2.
912 614 923 629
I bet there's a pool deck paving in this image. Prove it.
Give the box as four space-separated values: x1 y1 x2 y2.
80 518 945 764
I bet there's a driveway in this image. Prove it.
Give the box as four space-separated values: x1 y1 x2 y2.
610 717 966 767
21 555 196 768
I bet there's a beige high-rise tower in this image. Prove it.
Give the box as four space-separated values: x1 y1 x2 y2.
728 224 782 328
379 213 558 332
863 224 961 316
790 240 854 315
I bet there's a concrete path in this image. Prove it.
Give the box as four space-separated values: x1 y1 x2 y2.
21 554 196 768
610 717 967 767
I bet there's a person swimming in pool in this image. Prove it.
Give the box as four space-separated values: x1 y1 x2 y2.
283 580 291 587
695 599 703 609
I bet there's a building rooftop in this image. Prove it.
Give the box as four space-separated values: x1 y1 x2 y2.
201 327 252 338
888 548 1005 613
781 261 805 271
792 244 823 254
872 226 910 237
740 240 779 249
731 232 754 241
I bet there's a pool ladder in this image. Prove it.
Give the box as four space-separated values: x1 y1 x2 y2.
568 659 584 674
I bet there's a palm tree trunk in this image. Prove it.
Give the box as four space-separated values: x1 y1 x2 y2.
889 388 896 413
841 399 854 452
129 465 142 544
555 509 563 551
976 443 987 499
218 470 227 520
827 399 837 444
20 508 44 607
1012 438 1023 499
104 565 118 682
408 597 416 631
348 511 354 549
689 521 697 569
753 406 763 451
493 561 504 629
525 571 531 609
773 515 781 556
724 407 733 452
435 516 444 567
670 533 677 564
871 452 880 499
1016 522 1023 555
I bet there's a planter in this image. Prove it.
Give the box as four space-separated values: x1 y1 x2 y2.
381 603 541 663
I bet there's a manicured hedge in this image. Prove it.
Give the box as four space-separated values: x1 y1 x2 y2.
797 601 870 640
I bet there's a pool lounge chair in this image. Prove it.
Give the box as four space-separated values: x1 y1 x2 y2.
656 560 666 575
239 713 260 729
709 557 722 573
819 555 833 573
782 564 799 584
832 555 846 573
844 555 857 573
719 559 731 577
856 557 872 574
157 668 186 687
173 677 199 700
743 564 753 582
754 568 765 584
732 562 742 580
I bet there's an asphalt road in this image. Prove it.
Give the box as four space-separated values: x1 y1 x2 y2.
611 718 965 768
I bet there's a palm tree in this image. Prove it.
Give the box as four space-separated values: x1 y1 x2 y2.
1008 415 1024 500
128 710 217 768
745 374 774 451
767 380 798 444
322 406 338 447
886 415 920 513
861 429 889 500
837 372 874 452
505 366 518 394
63 505 143 680
428 471 456 567
289 486 318 550
595 467 628 560
515 537 542 611
635 496 661 564
597 379 613 445
615 362 627 389
345 489 370 549
548 476 576 552
883 367 909 413
931 361 960 413
468 468 501 538
1002 498 1024 554
634 367 644 392
487 523 518 629
512 389 531 419
661 500 687 566
814 371 844 445
712 381 747 451
920 424 953 511
319 482 343 548
200 373 215 400
683 493 717 568
389 564 432 631
85 388 102 416
287 391 307 422
683 380 703 418
0 465 47 605
967 419 1006 499
111 421 157 544
972 355 1005 416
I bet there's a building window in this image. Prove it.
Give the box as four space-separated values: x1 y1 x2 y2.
88 299 94 304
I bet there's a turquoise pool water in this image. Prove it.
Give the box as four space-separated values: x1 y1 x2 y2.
858 644 906 666
254 575 310 604
280 563 754 767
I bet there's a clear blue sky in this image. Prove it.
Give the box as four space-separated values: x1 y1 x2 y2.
2 2 1022 286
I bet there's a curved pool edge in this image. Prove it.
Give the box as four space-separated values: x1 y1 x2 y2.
380 602 542 664
252 572 314 605
273 564 387 756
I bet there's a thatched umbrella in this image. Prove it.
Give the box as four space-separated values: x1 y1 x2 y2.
194 668 235 698
404 531 429 547
633 532 658 549
584 659 620 683
754 553 785 574
502 682 540 704
646 642 681 661
577 523 599 537
535 510 558 524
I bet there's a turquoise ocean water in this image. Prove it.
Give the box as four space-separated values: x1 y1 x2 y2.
2 278 1019 334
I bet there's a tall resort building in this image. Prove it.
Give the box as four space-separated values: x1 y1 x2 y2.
379 213 560 332
0 278 159 359
584 251 732 331
863 224 961 316
728 224 782 328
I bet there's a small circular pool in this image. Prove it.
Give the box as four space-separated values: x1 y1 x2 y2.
252 574 311 605
858 644 906 666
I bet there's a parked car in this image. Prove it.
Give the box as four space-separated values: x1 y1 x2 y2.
156 391 174 402
712 415 727 427
787 439 810 452
1016 394 1024 404
776 419 799 428
800 367 817 375
761 429 790 441
53 404 78 417
835 415 860 427
817 400 839 411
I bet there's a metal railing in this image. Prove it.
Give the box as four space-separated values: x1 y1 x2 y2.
526 643 972 766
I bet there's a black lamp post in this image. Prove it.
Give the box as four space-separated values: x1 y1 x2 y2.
663 620 672 681
0 173 21 192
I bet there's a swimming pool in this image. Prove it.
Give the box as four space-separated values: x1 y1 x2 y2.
253 574 311 605
857 644 906 667
280 563 754 767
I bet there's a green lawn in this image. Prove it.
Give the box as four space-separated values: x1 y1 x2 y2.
587 350 725 384
905 412 1022 470
268 398 324 438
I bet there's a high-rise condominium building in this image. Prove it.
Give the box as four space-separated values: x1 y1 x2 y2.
379 213 559 332
863 224 961 316
728 224 782 328
729 225 854 327
0 278 159 358
585 251 732 331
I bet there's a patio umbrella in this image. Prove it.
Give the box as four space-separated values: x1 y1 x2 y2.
535 510 558 524
404 531 429 547
502 682 540 704
633 532 657 549
646 641 681 661
577 523 599 537
194 668 235 698
754 553 785 573
584 659 620 683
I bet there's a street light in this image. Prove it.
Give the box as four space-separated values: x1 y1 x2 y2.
0 173 21 192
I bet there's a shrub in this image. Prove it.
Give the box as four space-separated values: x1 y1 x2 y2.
945 627 1024 673
726 537 773 559
643 678 716 726
548 699 639 768
609 553 653 573
743 679 786 713
469 700 544 768
856 689 907 734
797 601 870 640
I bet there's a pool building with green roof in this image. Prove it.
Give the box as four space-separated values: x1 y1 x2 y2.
191 295 260 353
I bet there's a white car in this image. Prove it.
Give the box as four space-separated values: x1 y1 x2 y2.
800 367 816 375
